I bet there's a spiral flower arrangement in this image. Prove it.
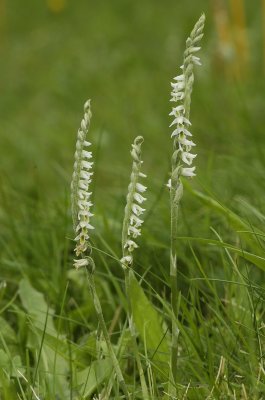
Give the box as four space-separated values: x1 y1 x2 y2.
121 136 147 268
169 14 205 189
71 99 94 269
70 101 130 399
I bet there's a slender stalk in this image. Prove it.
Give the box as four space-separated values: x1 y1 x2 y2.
169 182 182 387
125 269 150 400
86 268 131 400
121 136 149 399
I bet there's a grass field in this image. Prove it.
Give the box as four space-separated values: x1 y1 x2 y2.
1 0 265 398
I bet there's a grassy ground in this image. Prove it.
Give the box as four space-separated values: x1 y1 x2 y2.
1 0 265 398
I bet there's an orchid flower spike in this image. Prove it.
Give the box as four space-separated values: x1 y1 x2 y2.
71 100 94 269
169 14 205 188
121 136 147 269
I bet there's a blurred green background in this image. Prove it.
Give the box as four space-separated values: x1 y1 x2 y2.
1 3 265 397
1 0 265 257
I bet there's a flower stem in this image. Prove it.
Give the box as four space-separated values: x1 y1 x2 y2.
169 179 182 394
124 268 150 400
86 268 130 400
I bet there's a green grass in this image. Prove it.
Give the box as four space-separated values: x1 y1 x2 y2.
1 0 265 398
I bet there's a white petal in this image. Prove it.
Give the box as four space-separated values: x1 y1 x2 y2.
132 203 145 216
134 192 146 204
169 105 185 116
120 255 133 265
170 92 184 101
192 56 201 65
78 210 94 219
84 99 91 109
169 116 191 127
81 120 88 131
128 226 141 238
78 200 93 209
181 152 197 166
74 258 89 269
173 74 185 81
76 221 87 230
82 160 93 169
190 46 201 53
139 172 147 178
171 127 192 137
79 180 89 190
124 240 138 251
130 214 143 227
80 170 92 180
74 232 89 241
78 190 92 199
171 82 185 90
77 128 85 138
181 167 196 177
87 223 94 230
136 183 147 193
76 221 94 230
82 150 92 159
178 137 196 147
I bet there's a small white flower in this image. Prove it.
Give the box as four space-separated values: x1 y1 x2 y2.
121 255 133 265
190 46 201 53
171 81 185 90
78 190 92 199
192 56 201 65
130 214 143 227
178 137 196 147
170 92 184 101
169 116 191 127
74 232 89 241
128 225 141 238
166 179 172 189
78 200 93 209
169 105 185 115
81 160 93 169
181 152 197 165
78 210 94 219
136 182 147 193
132 203 145 216
80 170 92 180
76 222 94 231
181 166 196 177
124 240 138 251
74 258 89 269
171 127 192 137
173 74 185 81
82 150 92 159
134 192 146 204
78 181 88 190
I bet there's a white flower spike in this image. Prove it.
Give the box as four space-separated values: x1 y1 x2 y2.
71 100 94 268
121 136 147 269
169 14 205 185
